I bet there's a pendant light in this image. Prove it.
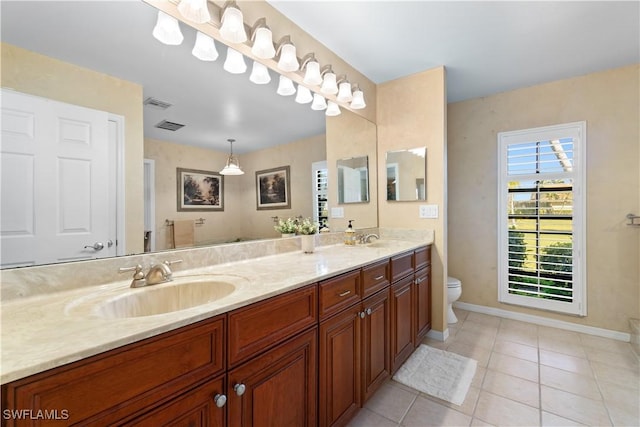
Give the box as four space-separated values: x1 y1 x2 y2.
219 1 247 43
220 139 244 175
192 31 218 61
177 0 211 24
350 84 366 109
152 11 184 45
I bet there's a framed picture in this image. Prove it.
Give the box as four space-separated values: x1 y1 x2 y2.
177 168 224 211
256 166 291 210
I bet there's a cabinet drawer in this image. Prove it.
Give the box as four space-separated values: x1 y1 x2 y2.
414 245 431 270
361 260 390 298
391 251 414 282
228 284 317 368
319 270 361 319
2 315 225 427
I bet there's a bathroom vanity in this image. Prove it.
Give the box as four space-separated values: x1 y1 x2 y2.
1 240 431 426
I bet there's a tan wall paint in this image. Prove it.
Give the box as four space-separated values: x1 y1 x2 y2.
1 43 145 254
448 64 640 333
144 134 326 249
377 67 448 334
326 110 378 232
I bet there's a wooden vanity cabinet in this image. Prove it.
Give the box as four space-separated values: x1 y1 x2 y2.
361 288 391 403
390 274 415 373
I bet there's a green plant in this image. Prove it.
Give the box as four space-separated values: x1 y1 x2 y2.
508 229 527 269
541 242 573 273
274 217 298 234
296 217 318 235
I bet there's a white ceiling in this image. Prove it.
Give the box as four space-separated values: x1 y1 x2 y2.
2 1 638 154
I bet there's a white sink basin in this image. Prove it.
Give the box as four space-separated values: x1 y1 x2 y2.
66 275 241 318
362 240 394 248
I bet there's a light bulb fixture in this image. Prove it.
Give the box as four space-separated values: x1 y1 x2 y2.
219 1 247 43
220 138 244 175
320 65 338 95
177 0 210 24
350 84 366 109
250 18 275 59
192 31 218 61
249 61 271 84
223 46 246 74
295 85 313 104
301 53 322 86
336 76 353 102
152 11 184 46
311 93 327 111
277 75 296 96
325 101 341 116
276 36 299 72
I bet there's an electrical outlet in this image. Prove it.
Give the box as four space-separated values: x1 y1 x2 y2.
419 204 438 219
331 207 344 218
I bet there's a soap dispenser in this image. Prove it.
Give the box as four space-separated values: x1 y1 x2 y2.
345 220 356 246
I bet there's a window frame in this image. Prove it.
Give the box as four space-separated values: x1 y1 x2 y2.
497 121 587 316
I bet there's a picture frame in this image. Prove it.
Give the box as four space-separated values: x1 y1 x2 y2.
256 165 291 210
177 168 224 212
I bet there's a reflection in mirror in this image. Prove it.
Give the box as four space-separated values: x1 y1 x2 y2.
337 156 369 204
386 147 427 201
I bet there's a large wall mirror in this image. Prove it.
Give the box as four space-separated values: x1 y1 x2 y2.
0 1 377 269
386 147 427 201
337 156 369 204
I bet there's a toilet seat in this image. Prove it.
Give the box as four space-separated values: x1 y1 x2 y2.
447 276 461 288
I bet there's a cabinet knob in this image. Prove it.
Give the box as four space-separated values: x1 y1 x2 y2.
366 308 372 316
234 383 246 396
214 393 227 408
359 311 366 319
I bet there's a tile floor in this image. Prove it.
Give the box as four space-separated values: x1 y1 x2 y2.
347 308 640 427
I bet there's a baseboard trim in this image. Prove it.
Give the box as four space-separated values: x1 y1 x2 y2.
426 328 449 342
453 301 631 342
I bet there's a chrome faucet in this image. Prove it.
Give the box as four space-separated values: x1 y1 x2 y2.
119 260 182 288
359 234 380 244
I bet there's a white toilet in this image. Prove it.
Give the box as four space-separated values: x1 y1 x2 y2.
447 276 462 324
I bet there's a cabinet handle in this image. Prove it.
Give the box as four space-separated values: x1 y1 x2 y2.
359 311 366 319
338 290 351 297
366 308 372 316
214 394 227 408
416 277 426 285
374 275 385 281
234 383 246 396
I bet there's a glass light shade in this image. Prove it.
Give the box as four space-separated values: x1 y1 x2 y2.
320 72 338 95
220 6 247 43
350 89 366 109
276 75 296 96
251 27 276 59
277 43 299 72
311 93 327 111
249 61 271 84
192 31 218 61
303 61 322 86
177 0 210 24
337 82 353 102
152 11 183 46
295 85 313 104
220 156 244 175
325 101 341 116
223 47 246 74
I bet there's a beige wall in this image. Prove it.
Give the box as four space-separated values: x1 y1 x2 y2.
377 67 448 334
145 134 326 249
448 64 640 333
326 110 378 231
1 43 145 254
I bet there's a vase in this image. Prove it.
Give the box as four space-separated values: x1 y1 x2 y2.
281 233 295 238
300 234 315 253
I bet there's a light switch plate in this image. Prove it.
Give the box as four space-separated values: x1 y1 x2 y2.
419 204 438 219
331 207 345 218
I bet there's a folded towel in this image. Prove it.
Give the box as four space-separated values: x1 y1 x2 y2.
172 220 194 248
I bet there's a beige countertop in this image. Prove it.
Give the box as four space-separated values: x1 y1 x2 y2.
1 239 431 384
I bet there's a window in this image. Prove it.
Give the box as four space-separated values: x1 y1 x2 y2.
312 160 328 228
498 122 586 315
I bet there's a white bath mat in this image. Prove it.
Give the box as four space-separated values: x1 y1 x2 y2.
392 344 477 406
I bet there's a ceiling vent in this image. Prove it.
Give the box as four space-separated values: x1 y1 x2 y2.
143 97 172 110
154 120 185 131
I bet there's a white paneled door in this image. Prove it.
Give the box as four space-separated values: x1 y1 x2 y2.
1 89 116 268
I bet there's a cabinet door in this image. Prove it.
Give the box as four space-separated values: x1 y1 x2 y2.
126 375 226 427
414 266 432 342
227 328 317 427
361 289 391 403
319 304 362 427
390 275 415 374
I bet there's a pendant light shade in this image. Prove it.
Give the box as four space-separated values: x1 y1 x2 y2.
152 11 183 45
320 69 338 95
249 61 271 84
311 93 327 111
350 85 366 109
303 60 322 86
223 47 246 74
192 31 218 61
325 101 341 116
337 81 353 102
251 24 276 59
177 0 211 24
220 2 247 43
277 75 296 96
220 139 244 175
295 85 313 104
276 37 299 72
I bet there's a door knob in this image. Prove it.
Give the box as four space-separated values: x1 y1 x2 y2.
234 383 246 396
213 394 227 408
84 242 104 251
